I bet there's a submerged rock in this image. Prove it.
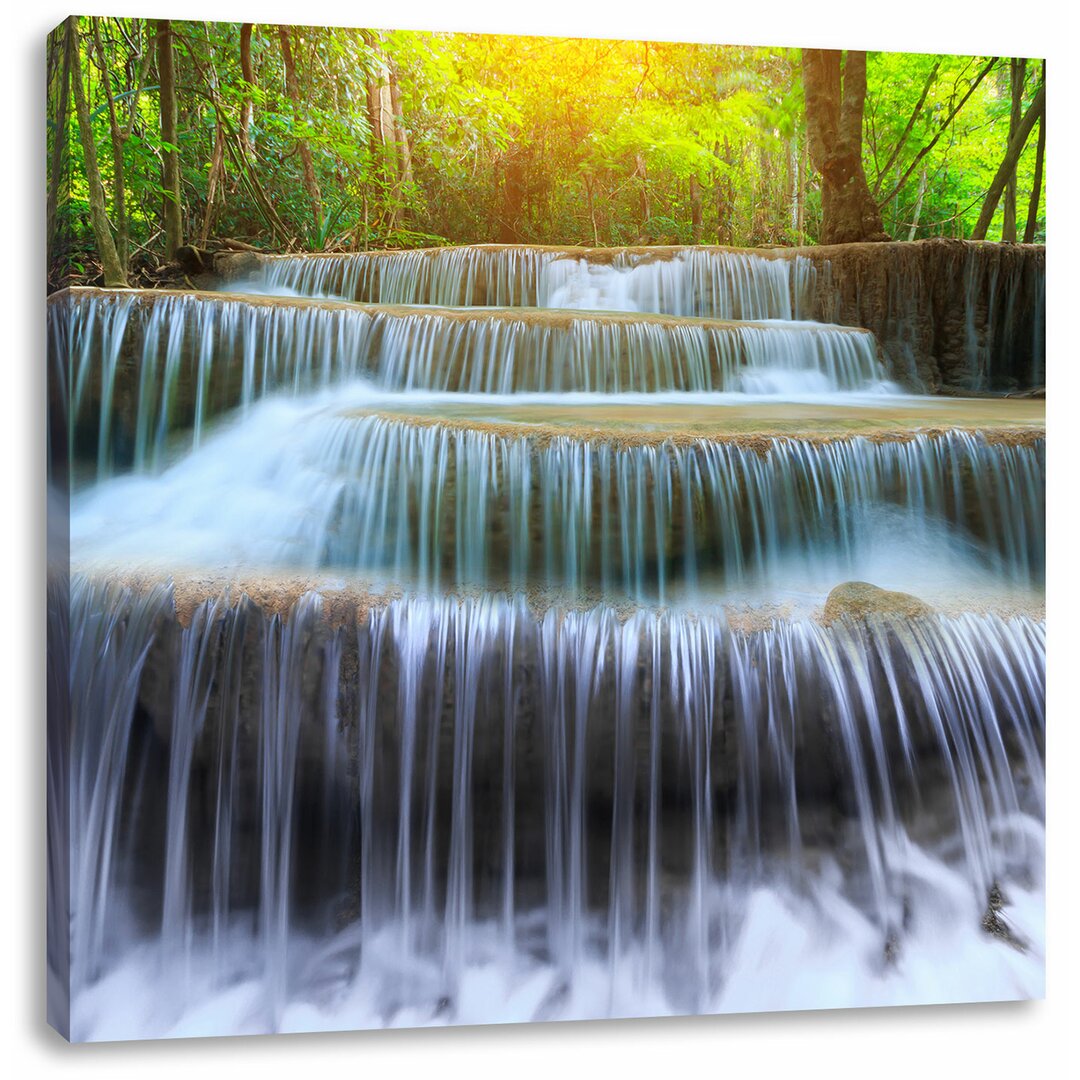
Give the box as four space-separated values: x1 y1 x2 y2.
981 884 1027 951
822 581 933 623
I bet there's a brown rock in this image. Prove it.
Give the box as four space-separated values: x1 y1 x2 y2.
822 581 933 624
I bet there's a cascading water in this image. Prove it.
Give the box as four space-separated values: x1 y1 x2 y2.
537 250 815 319
51 287 890 480
50 242 1046 1041
246 243 1046 393
262 246 553 306
61 580 1044 1039
71 408 1044 597
257 246 817 318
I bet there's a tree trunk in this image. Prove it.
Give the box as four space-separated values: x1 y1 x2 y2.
68 18 127 286
91 18 129 268
802 49 889 244
796 132 807 244
388 61 412 186
239 23 255 155
689 176 703 244
907 167 928 240
635 154 650 234
498 144 526 243
1002 58 1027 242
1023 109 1045 244
971 83 1045 240
277 26 322 237
715 139 735 245
46 24 71 256
156 19 183 258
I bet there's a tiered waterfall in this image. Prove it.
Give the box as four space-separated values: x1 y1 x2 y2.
48 243 1045 1040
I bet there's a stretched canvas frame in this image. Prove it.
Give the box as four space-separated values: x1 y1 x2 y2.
46 15 1046 1042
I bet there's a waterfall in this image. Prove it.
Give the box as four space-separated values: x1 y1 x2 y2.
71 413 1044 596
259 246 816 318
50 240 1046 1041
961 245 1046 390
60 578 1044 1039
248 242 1046 392
51 289 892 480
263 246 553 306
537 250 815 319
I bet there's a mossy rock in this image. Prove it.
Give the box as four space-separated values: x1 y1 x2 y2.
822 581 933 624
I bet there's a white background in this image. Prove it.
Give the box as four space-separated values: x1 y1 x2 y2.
3 1 1077 1075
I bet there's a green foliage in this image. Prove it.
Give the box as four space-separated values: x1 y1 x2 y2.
866 52 1045 240
46 17 1046 287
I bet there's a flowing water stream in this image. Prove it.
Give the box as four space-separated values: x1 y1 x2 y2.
49 246 1045 1040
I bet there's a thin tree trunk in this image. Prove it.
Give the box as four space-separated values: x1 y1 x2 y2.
198 25 227 246
277 26 322 237
67 17 127 286
497 144 526 244
715 138 735 244
907 167 928 240
46 25 72 255
796 131 807 244
785 135 798 237
1023 110 1045 243
365 69 384 147
1002 58 1027 241
584 175 598 246
198 122 226 245
121 22 154 146
752 144 768 243
91 18 129 268
388 61 412 186
971 83 1045 240
689 176 703 244
156 19 183 258
239 23 255 154
635 154 650 234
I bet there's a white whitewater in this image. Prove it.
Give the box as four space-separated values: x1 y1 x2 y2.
536 251 813 319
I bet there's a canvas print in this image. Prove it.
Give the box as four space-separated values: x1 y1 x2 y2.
46 17 1046 1042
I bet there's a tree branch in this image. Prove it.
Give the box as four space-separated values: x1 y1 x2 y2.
872 59 941 196
876 56 998 208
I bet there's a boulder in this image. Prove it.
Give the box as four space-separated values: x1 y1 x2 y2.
822 581 933 624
